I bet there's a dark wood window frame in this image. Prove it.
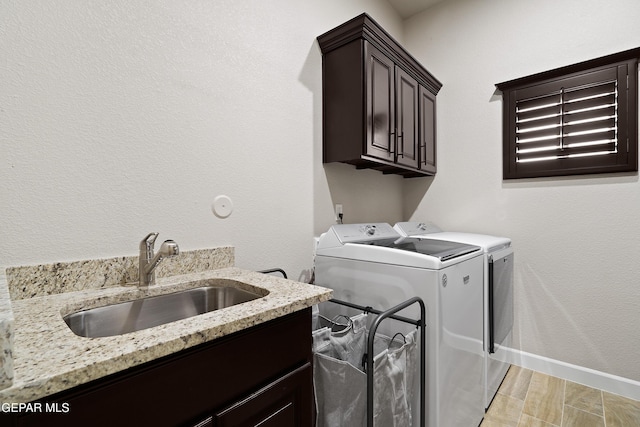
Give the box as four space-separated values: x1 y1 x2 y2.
496 48 640 179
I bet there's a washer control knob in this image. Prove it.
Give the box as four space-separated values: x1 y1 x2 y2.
364 225 377 236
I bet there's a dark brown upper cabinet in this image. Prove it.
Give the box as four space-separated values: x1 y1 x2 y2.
317 13 442 177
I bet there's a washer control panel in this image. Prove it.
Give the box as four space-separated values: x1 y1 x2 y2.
331 223 399 244
394 221 442 237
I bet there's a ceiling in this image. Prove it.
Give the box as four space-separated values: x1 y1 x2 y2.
387 0 445 18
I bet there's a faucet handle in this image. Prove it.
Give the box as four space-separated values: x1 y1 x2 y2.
140 232 159 250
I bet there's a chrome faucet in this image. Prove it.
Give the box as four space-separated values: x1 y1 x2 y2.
139 232 180 288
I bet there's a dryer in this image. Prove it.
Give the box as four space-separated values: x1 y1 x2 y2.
314 223 485 427
394 222 514 410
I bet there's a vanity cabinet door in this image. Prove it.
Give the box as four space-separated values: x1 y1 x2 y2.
214 363 312 427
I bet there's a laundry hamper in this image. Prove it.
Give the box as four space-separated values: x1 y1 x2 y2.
312 311 419 427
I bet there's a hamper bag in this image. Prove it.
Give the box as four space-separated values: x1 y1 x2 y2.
371 331 418 427
313 313 418 427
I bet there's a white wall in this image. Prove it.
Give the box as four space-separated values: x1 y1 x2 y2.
0 0 404 282
403 0 640 382
5 0 638 389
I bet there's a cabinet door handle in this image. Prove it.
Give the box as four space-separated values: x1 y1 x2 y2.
389 130 396 154
398 132 404 157
420 143 426 164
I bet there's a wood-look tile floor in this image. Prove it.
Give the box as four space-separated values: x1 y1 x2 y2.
481 366 640 427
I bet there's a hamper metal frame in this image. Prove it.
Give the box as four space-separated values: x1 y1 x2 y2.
328 297 426 427
259 268 426 427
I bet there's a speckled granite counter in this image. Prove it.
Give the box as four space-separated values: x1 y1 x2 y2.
0 271 14 391
0 250 331 404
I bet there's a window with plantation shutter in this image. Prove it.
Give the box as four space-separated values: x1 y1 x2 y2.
497 48 639 179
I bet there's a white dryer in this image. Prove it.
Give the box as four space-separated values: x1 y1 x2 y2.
394 222 514 410
314 223 485 427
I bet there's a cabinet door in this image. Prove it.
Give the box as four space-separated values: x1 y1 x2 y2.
396 67 420 169
214 363 313 427
419 86 437 173
365 42 395 162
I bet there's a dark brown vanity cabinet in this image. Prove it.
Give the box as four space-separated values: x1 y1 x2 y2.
3 309 313 427
213 363 311 427
318 13 441 177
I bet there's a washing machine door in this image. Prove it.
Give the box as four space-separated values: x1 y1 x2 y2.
394 239 481 261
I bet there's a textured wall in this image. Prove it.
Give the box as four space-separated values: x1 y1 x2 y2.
0 0 404 281
7 0 636 389
403 0 640 382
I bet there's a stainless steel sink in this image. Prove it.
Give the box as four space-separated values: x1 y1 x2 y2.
63 286 262 338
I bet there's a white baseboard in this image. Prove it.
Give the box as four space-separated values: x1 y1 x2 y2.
502 348 640 402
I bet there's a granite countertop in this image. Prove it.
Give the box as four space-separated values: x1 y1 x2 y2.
0 267 331 403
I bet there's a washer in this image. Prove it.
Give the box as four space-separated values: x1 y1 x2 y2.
394 221 514 410
314 223 485 427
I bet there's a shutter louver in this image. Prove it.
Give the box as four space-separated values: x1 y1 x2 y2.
515 80 618 163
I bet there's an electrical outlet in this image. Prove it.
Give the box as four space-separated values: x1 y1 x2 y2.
335 204 343 223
